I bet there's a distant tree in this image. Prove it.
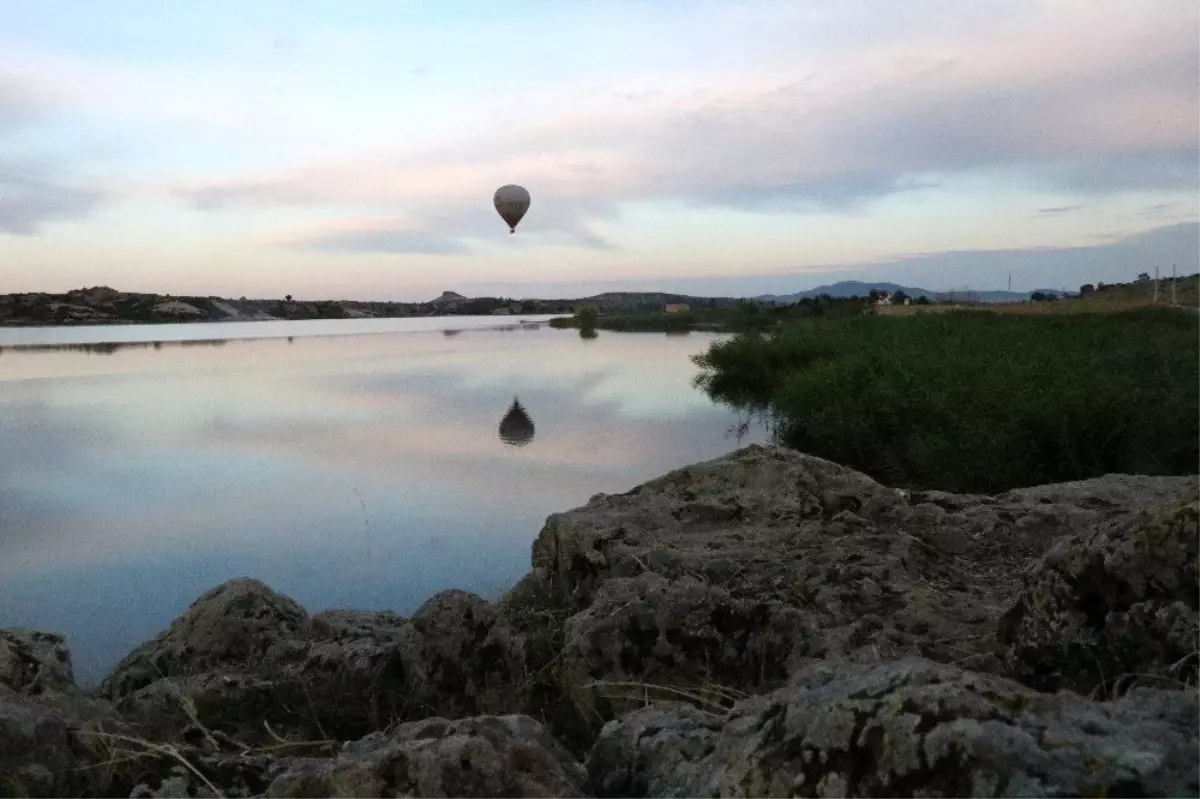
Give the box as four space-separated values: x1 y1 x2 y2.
915 295 930 305
1031 291 1047 302
577 307 599 331
1136 273 1150 283
891 290 908 304
1079 284 1095 296
285 294 293 302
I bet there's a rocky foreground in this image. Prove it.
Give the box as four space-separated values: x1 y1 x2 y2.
2 445 1197 797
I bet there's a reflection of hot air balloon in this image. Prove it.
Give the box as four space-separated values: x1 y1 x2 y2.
493 185 530 234
499 397 536 447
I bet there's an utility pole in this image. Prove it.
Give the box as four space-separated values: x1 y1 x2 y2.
1008 273 1012 292
1154 265 1159 303
1171 264 1177 305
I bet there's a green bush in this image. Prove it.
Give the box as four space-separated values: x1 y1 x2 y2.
693 308 1199 493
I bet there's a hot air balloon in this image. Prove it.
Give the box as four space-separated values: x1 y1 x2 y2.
493 185 530 234
499 397 536 447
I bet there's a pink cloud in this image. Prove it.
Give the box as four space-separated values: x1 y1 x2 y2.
161 2 1197 253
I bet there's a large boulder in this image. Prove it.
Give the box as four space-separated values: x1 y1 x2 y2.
999 488 1199 696
587 658 1200 798
0 629 148 796
102 580 526 746
409 590 526 719
536 448 1197 606
0 684 135 797
101 578 310 698
513 445 1196 735
264 715 586 798
531 446 906 607
560 573 808 716
0 689 101 798
0 629 76 696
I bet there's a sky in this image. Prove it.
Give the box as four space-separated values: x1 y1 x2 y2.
0 0 1196 301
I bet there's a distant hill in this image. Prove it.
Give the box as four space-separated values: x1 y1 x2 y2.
429 290 468 304
0 288 573 327
754 280 1033 305
574 291 741 310
0 287 737 327
1084 272 1199 306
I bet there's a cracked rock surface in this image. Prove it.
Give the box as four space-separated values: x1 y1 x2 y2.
1000 488 1199 696
587 658 1200 798
525 445 1195 705
265 715 586 798
103 579 526 747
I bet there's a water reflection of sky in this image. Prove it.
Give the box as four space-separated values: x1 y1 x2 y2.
0 321 765 683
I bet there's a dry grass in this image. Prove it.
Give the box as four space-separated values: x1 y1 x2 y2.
877 297 1194 316
584 679 748 715
90 731 225 798
1087 651 1200 702
69 681 341 799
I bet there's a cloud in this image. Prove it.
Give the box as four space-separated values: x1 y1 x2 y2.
300 226 475 256
0 73 112 234
166 2 1197 252
0 75 44 130
0 161 107 235
451 221 1200 298
1036 205 1084 216
834 221 1200 293
280 190 622 254
1139 202 1189 220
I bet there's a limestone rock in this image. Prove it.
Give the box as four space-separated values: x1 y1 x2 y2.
530 446 904 607
0 686 130 797
265 715 586 798
101 578 309 699
104 582 526 747
0 629 76 695
587 658 1200 798
525 446 1198 677
533 448 1195 613
1000 488 1199 696
409 590 526 719
561 573 808 715
509 446 1197 746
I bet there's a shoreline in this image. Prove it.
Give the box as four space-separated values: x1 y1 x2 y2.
0 313 566 349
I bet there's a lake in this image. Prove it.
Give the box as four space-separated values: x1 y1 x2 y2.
0 316 766 684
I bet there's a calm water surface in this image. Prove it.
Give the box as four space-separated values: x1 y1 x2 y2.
0 317 765 683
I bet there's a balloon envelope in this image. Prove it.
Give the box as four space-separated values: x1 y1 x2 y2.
493 185 530 233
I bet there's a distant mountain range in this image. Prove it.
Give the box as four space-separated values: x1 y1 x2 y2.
753 280 1045 305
